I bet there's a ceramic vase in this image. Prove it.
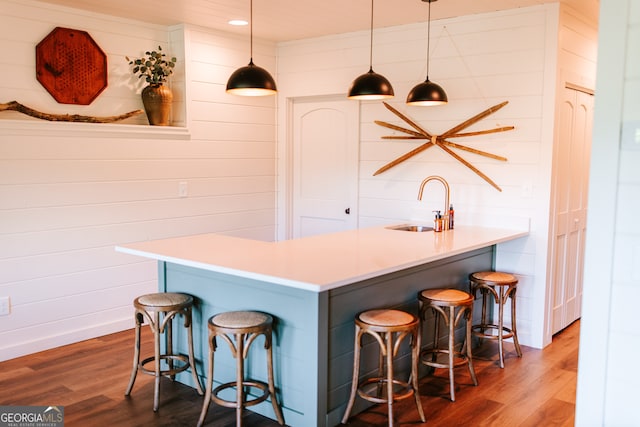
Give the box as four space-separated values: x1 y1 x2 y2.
141 84 172 126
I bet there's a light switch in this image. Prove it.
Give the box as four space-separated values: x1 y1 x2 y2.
621 121 640 150
179 182 188 198
0 296 10 316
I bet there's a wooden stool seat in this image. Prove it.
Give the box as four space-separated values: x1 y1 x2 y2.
136 292 192 308
125 292 203 412
197 311 284 427
469 271 522 368
359 308 415 327
470 271 518 286
211 310 270 329
420 288 475 306
341 309 426 426
419 288 477 402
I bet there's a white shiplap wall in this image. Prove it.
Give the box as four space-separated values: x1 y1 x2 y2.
0 0 277 360
576 0 640 424
277 5 565 348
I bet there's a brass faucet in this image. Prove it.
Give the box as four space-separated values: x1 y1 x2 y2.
417 175 450 230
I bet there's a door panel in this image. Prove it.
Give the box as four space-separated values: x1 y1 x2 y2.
551 87 593 334
292 98 359 238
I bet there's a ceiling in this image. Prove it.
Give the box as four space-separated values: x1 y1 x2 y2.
39 0 599 42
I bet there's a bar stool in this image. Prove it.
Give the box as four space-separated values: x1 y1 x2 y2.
341 309 426 426
469 271 522 368
124 292 203 412
197 311 284 427
418 288 477 402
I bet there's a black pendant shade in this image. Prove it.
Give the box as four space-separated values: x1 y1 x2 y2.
407 0 447 106
348 67 394 100
226 0 277 97
406 78 447 106
226 59 277 96
348 0 394 100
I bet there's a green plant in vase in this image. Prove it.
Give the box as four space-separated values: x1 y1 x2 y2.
127 46 177 125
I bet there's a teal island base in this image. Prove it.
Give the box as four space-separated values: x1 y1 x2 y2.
164 247 493 427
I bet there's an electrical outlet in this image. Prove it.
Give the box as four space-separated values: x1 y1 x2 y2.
0 296 10 316
178 181 188 198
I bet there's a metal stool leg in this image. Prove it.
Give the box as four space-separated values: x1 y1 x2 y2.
125 311 143 396
376 333 386 399
341 325 362 424
266 333 285 425
152 311 161 412
496 286 505 368
186 307 204 395
197 334 216 427
447 306 456 402
509 286 523 358
465 306 478 386
385 332 394 427
480 287 489 337
166 313 174 380
235 333 245 426
431 308 440 367
410 327 426 423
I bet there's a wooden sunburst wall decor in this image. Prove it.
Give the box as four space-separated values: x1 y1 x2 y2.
373 101 514 192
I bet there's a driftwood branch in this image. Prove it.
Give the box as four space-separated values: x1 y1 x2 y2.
439 140 507 161
380 136 508 161
373 141 436 176
372 101 513 190
436 141 502 192
381 136 425 140
374 120 423 137
0 101 143 123
447 126 515 138
383 102 434 138
440 101 509 138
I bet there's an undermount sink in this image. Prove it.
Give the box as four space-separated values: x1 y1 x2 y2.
386 224 434 232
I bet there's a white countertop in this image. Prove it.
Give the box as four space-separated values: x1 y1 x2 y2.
115 225 528 292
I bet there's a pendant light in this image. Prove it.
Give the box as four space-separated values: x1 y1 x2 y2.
348 0 394 100
406 0 447 106
226 0 277 96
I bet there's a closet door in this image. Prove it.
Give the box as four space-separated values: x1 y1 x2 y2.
551 86 594 334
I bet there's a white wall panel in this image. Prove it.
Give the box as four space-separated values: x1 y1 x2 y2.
0 0 277 360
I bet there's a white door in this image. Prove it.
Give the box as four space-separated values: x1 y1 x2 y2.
550 86 594 334
291 98 359 238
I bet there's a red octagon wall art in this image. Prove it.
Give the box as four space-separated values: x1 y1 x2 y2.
36 27 108 105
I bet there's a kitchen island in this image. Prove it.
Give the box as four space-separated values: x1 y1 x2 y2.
116 225 527 426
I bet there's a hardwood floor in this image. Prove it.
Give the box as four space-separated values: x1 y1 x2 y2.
0 321 579 426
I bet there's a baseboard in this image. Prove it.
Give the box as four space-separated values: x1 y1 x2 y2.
0 318 132 362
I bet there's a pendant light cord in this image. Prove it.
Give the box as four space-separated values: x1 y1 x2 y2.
426 0 432 80
368 0 374 72
250 0 254 64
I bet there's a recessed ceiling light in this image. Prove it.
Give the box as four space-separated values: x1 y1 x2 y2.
228 19 248 26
